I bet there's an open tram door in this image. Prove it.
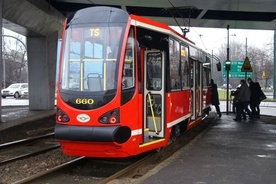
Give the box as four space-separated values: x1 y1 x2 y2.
190 58 203 120
143 50 165 143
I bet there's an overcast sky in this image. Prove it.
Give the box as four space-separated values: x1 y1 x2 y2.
2 28 26 51
172 27 274 54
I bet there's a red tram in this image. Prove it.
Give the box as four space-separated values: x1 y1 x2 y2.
55 6 212 158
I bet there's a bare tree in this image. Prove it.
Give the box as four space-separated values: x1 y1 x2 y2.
215 39 274 88
260 42 274 88
215 40 246 86
2 29 27 87
216 40 246 61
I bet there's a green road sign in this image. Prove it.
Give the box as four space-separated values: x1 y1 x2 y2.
222 60 252 79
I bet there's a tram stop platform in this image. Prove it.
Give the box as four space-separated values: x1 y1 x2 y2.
0 98 55 131
140 112 276 184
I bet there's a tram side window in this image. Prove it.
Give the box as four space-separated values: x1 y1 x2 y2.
122 28 135 90
203 66 211 87
203 56 211 87
190 59 194 88
181 45 189 89
196 62 200 88
121 28 135 105
169 39 181 90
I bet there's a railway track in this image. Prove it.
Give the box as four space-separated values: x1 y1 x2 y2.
0 132 59 165
11 153 152 184
8 115 215 184
12 156 86 184
98 153 156 184
0 132 55 148
0 115 215 183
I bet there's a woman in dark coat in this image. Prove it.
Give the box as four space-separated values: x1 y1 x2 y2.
247 78 261 119
210 79 221 118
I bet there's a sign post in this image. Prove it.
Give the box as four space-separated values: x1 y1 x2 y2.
241 56 252 80
222 60 252 78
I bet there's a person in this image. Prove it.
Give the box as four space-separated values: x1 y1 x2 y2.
231 85 246 119
247 78 261 119
210 79 221 118
231 86 240 113
233 79 254 121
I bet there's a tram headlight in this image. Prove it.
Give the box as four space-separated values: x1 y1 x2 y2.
99 108 120 124
56 108 70 123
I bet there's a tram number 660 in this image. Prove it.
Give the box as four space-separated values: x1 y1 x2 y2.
76 98 94 105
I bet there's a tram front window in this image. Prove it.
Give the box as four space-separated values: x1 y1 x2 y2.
59 24 125 109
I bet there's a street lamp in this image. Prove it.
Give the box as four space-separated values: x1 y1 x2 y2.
210 34 236 81
2 34 27 88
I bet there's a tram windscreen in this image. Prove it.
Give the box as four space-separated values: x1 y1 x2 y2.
59 24 125 109
60 25 123 92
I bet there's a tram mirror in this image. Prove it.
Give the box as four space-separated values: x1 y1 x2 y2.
138 35 152 48
160 37 169 43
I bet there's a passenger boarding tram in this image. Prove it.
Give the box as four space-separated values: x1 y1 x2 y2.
55 6 212 158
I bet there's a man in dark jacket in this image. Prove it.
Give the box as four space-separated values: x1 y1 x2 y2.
247 78 261 119
210 79 221 118
233 79 254 121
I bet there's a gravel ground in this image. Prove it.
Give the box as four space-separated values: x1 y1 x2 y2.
0 115 78 184
0 149 76 184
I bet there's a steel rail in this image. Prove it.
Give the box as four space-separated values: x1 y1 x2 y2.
98 153 155 184
12 156 86 184
0 132 55 148
0 144 60 165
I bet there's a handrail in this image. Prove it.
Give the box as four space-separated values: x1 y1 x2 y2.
147 93 158 133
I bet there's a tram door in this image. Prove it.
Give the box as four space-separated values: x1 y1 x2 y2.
191 59 202 120
143 51 165 142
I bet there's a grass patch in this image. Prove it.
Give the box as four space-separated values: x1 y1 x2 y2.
218 89 276 102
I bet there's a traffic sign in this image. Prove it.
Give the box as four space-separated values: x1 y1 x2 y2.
241 57 252 72
222 60 251 79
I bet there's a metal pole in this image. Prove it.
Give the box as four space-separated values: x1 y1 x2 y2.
2 53 5 88
0 0 2 121
245 37 247 80
2 34 27 49
211 49 213 79
226 25 230 114
273 30 276 99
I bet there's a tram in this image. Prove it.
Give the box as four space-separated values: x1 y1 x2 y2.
55 6 212 158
